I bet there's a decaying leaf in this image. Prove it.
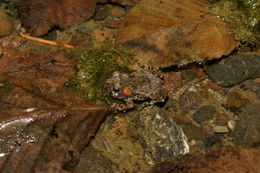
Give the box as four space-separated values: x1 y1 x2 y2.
0 48 109 172
17 0 107 36
116 0 238 67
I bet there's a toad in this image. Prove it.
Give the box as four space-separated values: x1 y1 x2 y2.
104 70 167 111
104 70 206 112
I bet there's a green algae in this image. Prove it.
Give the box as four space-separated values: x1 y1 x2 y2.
209 0 260 46
66 43 135 105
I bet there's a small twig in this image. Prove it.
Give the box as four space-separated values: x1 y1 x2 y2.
19 33 75 49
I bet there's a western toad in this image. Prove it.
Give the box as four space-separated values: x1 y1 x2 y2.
104 71 167 111
104 70 206 112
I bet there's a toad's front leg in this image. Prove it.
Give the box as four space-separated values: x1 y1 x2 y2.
111 99 135 112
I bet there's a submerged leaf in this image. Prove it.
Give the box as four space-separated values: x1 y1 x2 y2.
116 0 238 67
0 48 109 172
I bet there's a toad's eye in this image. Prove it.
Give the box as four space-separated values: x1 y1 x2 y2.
122 87 132 96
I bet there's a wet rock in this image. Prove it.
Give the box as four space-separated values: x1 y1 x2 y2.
233 104 260 147
75 145 119 173
207 55 260 87
215 112 229 126
192 105 216 123
203 136 217 148
182 125 205 141
212 125 229 133
0 8 13 37
91 114 151 173
93 4 108 21
226 92 249 108
227 120 236 131
245 80 260 97
139 106 189 165
202 126 215 136
181 71 198 81
178 91 203 114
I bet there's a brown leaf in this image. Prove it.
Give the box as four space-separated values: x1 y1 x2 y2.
17 0 107 36
116 0 238 67
0 48 109 172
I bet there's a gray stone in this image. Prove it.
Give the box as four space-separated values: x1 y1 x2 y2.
246 81 260 97
207 55 260 87
75 145 119 173
192 105 216 123
233 104 260 147
138 106 189 165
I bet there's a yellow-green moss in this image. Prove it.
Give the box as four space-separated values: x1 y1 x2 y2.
66 43 135 104
209 0 260 46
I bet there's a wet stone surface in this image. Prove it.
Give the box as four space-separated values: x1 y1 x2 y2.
207 55 260 87
75 145 119 173
233 104 260 147
192 105 216 123
93 4 108 21
203 136 218 148
226 92 249 108
178 91 203 114
138 106 190 165
182 124 205 141
245 80 260 97
212 125 229 134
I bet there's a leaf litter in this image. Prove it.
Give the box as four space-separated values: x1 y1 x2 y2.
0 0 259 172
0 48 110 172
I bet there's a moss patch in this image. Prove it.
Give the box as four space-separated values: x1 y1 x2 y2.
66 43 135 104
209 0 260 46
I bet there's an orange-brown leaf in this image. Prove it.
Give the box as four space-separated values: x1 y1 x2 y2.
116 0 238 67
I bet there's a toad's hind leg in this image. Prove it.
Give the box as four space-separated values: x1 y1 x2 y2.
169 76 207 102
